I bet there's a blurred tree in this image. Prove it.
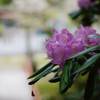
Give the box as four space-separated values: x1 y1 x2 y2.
0 0 12 5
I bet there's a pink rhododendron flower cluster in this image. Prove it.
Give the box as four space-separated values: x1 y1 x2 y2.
75 26 100 46
46 26 100 67
78 0 95 9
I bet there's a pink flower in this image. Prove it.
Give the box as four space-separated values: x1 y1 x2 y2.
78 0 95 9
75 26 100 46
68 39 85 54
46 27 99 67
46 29 73 67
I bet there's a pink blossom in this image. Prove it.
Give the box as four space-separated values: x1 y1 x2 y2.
75 26 100 46
46 27 99 67
46 29 73 67
68 39 85 54
78 0 95 9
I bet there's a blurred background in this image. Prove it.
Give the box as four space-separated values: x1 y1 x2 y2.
0 0 100 100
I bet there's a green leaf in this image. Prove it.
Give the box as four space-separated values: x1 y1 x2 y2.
63 62 70 84
68 60 73 76
69 10 81 19
0 0 12 5
49 76 60 83
51 67 59 73
49 68 61 83
84 67 97 100
70 59 80 78
28 62 52 79
69 45 100 59
81 68 90 75
73 53 100 75
29 65 53 85
60 61 72 93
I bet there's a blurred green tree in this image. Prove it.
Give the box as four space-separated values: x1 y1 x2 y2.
0 0 12 5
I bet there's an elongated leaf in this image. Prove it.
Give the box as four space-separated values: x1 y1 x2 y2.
28 62 52 79
67 60 78 88
60 61 72 93
29 65 53 85
70 59 81 82
49 68 61 83
84 67 97 100
69 10 81 19
81 68 90 75
69 45 100 60
51 67 59 73
49 76 60 83
73 53 100 75
64 62 71 84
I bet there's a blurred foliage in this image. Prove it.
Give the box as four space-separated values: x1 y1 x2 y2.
0 0 12 5
37 73 87 100
47 0 64 6
69 0 100 26
37 72 100 100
